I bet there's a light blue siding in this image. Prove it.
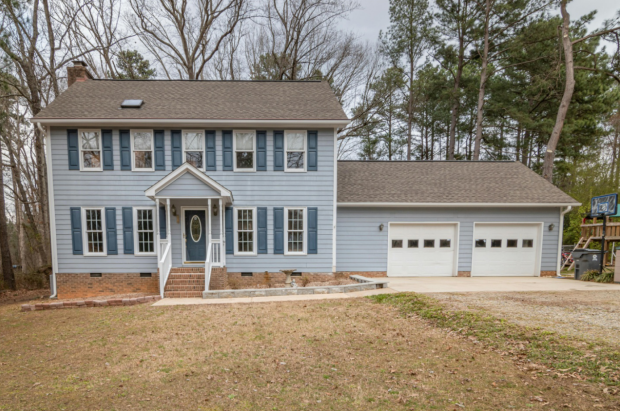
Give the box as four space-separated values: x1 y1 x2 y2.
336 207 561 272
51 128 335 273
157 172 220 197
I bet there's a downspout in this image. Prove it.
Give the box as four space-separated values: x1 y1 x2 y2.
556 206 572 277
39 122 57 298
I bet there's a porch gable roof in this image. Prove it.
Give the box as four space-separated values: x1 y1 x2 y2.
144 163 233 203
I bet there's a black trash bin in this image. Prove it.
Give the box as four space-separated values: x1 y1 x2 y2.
573 249 607 280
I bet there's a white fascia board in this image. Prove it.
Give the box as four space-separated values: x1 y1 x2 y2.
33 118 351 130
337 202 581 208
144 163 233 200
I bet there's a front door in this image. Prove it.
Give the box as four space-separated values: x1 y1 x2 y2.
185 210 207 262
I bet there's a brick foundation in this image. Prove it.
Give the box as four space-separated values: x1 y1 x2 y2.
335 271 387 278
209 267 228 290
457 271 471 277
56 273 159 299
540 271 556 277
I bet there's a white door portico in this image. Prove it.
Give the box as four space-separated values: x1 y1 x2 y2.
145 163 233 296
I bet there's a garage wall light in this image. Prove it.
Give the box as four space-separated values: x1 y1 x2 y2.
549 223 555 231
379 223 384 231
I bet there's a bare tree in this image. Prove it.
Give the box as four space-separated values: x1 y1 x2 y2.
127 0 249 80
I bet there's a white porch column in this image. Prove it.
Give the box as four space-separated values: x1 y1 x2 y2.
166 198 171 244
207 198 212 262
154 199 160 262
220 198 225 266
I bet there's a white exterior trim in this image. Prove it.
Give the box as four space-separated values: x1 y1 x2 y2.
332 128 337 272
144 162 233 201
470 222 544 277
284 207 308 255
133 206 157 256
44 126 58 298
34 119 351 129
181 130 205 171
77 129 103 171
233 206 258 256
130 129 155 171
338 202 580 208
284 130 307 173
81 207 107 257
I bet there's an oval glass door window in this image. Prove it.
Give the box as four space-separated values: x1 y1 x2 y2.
190 215 202 242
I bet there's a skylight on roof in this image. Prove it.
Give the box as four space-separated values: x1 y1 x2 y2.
121 99 143 108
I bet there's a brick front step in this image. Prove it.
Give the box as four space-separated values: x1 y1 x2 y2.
170 267 204 274
164 291 203 298
165 285 205 292
166 279 205 286
166 273 205 280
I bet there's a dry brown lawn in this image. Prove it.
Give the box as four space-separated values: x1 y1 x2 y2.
1 296 618 410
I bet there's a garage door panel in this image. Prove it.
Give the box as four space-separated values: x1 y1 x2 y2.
388 223 457 277
472 224 541 276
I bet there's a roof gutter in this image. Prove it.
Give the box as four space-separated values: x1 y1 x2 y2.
337 202 581 208
32 118 351 128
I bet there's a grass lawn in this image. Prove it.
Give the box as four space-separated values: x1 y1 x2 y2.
1 294 619 410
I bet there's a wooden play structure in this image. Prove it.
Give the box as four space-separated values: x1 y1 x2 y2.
562 214 620 271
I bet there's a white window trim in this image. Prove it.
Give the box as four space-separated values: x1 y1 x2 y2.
131 129 154 171
284 207 307 256
81 207 107 256
78 129 103 172
233 130 256 172
233 206 257 256
182 129 205 170
133 206 157 256
284 130 307 173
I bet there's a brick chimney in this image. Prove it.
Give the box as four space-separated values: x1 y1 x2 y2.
67 61 93 86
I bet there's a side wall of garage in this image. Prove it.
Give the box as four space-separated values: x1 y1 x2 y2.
335 206 561 273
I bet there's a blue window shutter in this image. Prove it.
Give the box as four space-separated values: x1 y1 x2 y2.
223 130 233 170
256 131 267 171
307 131 318 171
274 131 284 171
102 130 114 170
122 207 134 254
120 130 131 170
225 207 234 254
274 207 284 254
70 207 83 255
205 130 216 171
257 207 267 254
67 129 79 170
172 130 182 169
159 205 167 240
105 207 118 255
308 207 318 254
154 130 165 170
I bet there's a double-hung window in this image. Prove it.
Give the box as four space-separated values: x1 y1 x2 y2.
285 207 306 255
79 129 102 171
183 130 204 169
131 130 154 171
82 208 106 256
233 131 255 171
285 131 306 172
134 207 156 256
234 207 256 255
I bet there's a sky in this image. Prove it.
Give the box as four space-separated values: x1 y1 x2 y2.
341 0 620 45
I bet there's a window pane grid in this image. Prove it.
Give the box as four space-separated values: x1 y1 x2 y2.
137 209 154 253
237 209 254 252
287 209 304 252
85 209 104 253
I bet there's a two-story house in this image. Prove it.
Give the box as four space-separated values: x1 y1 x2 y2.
33 62 579 299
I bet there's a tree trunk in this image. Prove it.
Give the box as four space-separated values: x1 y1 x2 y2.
0 142 16 290
521 129 530 166
407 68 414 161
542 0 575 182
448 46 465 160
473 0 491 160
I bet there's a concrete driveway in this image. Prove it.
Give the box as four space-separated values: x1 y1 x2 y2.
386 276 620 293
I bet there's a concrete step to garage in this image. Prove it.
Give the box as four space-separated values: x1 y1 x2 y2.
164 269 205 298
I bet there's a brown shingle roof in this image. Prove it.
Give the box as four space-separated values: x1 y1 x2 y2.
338 161 579 205
34 80 348 121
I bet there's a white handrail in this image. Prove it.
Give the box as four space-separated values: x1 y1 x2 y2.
205 243 213 292
158 242 172 298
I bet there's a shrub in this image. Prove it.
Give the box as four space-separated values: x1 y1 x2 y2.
580 268 614 283
300 275 311 287
263 271 272 288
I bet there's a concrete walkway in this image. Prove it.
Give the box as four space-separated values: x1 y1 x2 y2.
386 276 620 293
152 277 620 306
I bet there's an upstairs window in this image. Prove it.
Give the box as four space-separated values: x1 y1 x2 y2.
234 131 255 171
131 130 153 171
79 129 102 171
285 131 306 172
183 130 204 169
82 208 106 256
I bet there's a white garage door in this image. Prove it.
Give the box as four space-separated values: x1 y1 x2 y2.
388 223 457 277
471 223 542 276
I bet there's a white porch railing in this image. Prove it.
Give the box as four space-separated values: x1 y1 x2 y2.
205 242 213 292
158 241 172 298
211 239 222 266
